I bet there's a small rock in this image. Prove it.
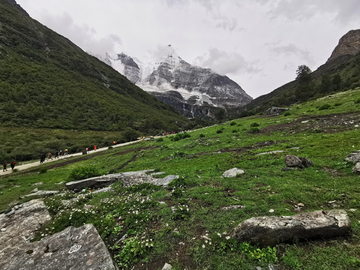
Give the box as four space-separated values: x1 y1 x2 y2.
348 209 356 212
223 168 245 178
162 263 172 270
222 205 246 211
1 228 6 232
269 209 275 213
31 188 39 193
298 203 304 207
32 182 43 186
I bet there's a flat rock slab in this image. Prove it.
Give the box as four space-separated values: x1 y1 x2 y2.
230 209 351 247
223 168 245 178
256 150 284 156
66 170 178 191
24 190 60 197
0 224 118 270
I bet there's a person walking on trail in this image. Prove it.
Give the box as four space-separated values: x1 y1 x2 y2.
10 161 16 171
47 152 52 161
64 149 68 156
2 162 7 172
55 151 59 159
40 154 46 164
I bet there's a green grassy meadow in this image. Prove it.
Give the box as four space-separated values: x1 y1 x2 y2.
1 88 360 269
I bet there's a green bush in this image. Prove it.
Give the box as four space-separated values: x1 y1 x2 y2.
250 122 260 127
318 104 332 110
232 129 238 133
230 121 237 126
156 138 164 142
67 166 101 181
172 132 191 141
334 103 342 107
354 98 360 104
216 129 223 134
283 111 291 116
39 167 48 174
199 134 205 138
249 127 260 134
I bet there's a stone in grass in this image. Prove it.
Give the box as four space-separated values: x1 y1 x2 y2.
345 150 360 164
222 205 246 211
24 190 60 197
223 168 245 178
162 263 172 270
230 209 351 247
352 162 360 174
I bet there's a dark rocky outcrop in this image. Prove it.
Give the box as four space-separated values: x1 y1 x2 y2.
264 107 290 116
284 155 313 169
230 209 351 247
327 29 360 62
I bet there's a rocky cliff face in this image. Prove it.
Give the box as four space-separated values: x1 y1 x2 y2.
100 45 252 118
327 29 360 62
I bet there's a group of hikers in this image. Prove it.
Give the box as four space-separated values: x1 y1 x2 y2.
2 161 16 172
40 149 68 163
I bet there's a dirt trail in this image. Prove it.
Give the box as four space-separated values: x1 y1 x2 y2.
0 140 141 177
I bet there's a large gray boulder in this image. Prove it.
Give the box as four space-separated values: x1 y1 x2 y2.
0 224 118 270
345 150 360 164
0 199 51 248
0 199 118 270
66 170 179 192
230 209 351 247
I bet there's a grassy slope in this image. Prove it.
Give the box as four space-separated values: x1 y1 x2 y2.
0 1 186 132
1 90 360 269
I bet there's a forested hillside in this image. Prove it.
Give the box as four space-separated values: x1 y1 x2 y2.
0 0 187 133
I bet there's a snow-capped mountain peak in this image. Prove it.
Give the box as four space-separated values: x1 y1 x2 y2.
95 46 252 118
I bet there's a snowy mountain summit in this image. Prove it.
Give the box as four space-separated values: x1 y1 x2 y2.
101 45 252 118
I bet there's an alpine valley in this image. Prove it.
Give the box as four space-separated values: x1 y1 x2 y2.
96 45 253 118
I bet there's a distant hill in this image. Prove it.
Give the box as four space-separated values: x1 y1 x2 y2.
240 30 360 115
0 0 187 134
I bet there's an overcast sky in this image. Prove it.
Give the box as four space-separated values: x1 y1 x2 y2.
16 0 360 98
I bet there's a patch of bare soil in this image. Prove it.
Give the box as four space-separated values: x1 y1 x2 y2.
322 167 346 177
261 112 360 135
187 140 283 159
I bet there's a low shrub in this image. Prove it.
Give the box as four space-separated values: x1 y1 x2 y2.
67 166 101 181
354 98 360 104
250 122 260 127
39 167 48 174
283 111 291 116
249 127 260 134
156 138 164 142
216 129 223 134
199 134 205 138
230 121 237 126
318 104 332 110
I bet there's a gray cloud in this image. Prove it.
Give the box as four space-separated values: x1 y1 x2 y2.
269 43 315 65
194 48 261 75
41 12 122 54
265 0 360 25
